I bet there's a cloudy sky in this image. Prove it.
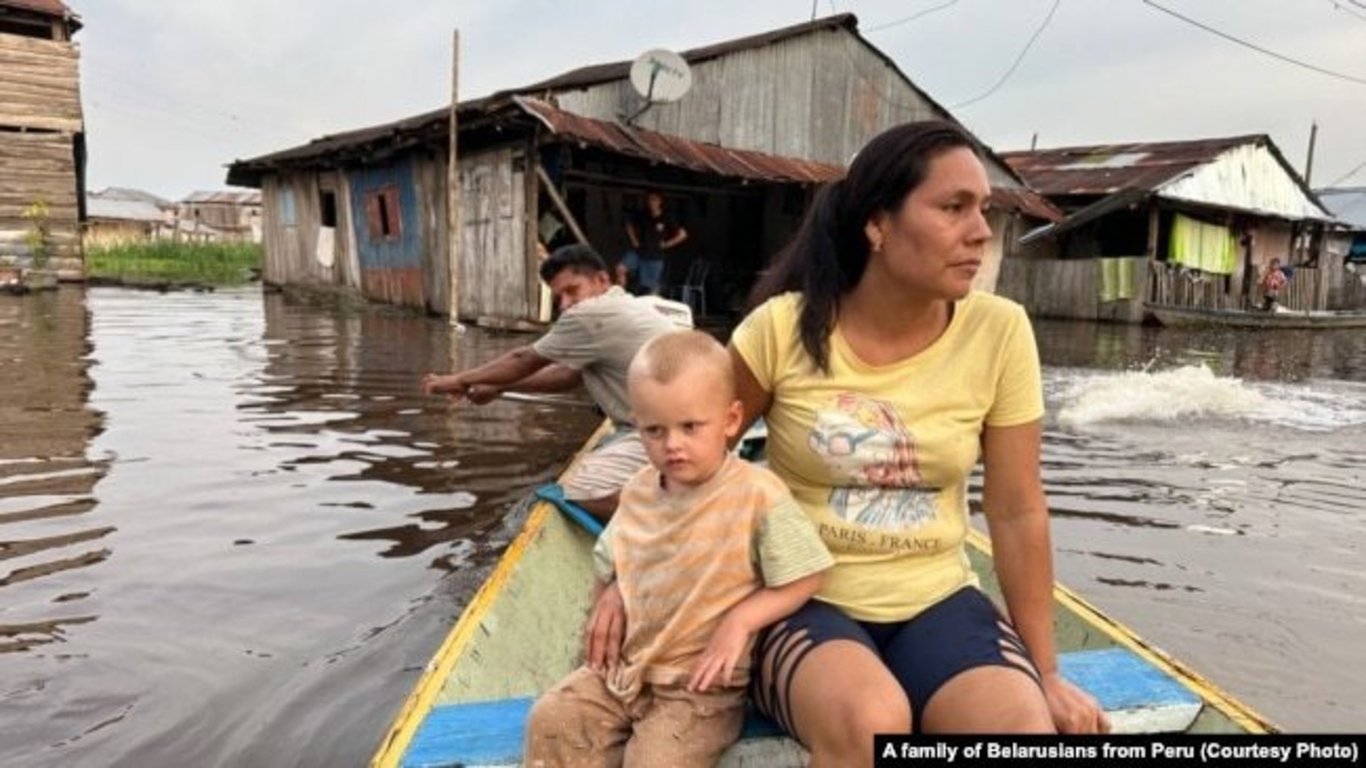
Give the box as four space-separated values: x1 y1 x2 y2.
76 0 1366 200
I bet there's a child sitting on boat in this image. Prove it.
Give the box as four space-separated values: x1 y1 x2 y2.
523 330 833 767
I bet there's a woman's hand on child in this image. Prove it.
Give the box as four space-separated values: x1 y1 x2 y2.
584 581 626 672
688 615 751 692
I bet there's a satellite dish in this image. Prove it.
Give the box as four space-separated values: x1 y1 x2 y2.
629 49 692 104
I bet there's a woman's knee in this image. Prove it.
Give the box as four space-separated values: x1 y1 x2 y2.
803 684 911 759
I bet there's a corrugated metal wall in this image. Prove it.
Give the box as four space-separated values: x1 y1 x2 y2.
553 28 1020 188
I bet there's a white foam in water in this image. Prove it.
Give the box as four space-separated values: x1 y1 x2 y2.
1054 365 1366 432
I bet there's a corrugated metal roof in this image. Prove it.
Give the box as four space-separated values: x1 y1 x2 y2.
86 196 166 223
518 98 1059 218
516 96 842 184
95 187 172 208
1317 187 1366 230
226 13 1032 192
1001 136 1259 196
183 190 262 205
988 187 1063 223
1005 134 1331 222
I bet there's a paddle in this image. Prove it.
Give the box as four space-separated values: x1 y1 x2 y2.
497 391 599 409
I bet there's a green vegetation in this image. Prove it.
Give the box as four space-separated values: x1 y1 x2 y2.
86 241 262 286
21 201 52 269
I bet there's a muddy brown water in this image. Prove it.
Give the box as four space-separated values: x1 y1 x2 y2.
1 288 1362 767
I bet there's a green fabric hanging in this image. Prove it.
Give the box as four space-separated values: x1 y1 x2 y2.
1168 213 1237 275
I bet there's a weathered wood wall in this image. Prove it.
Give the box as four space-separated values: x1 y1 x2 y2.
261 171 350 291
0 131 81 273
260 151 454 317
0 31 83 275
459 145 531 323
0 32 81 132
553 28 1021 189
997 256 1148 322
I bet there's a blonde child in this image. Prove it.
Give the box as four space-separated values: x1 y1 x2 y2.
524 330 832 768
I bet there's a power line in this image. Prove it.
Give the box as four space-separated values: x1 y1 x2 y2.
1142 0 1366 86
1327 0 1366 20
952 0 1061 108
1325 159 1366 188
864 0 962 33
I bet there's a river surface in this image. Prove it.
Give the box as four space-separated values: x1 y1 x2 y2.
1 287 1362 767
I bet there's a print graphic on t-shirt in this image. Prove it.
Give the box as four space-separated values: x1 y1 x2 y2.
808 393 940 532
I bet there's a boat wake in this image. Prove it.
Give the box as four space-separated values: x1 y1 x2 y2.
1052 365 1366 432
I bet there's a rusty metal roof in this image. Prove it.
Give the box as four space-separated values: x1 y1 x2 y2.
1004 134 1334 222
1001 136 1264 196
988 187 1063 223
1000 136 1278 197
0 0 80 29
515 97 842 184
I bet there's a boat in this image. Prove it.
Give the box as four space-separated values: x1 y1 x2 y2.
371 424 1275 768
1147 303 1366 329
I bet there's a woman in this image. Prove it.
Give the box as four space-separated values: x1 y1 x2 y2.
585 121 1106 764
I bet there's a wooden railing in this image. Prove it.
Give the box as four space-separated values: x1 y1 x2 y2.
1147 262 1328 311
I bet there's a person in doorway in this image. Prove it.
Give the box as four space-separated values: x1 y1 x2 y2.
1260 258 1288 311
524 330 832 768
421 244 678 520
585 121 1109 765
620 190 688 295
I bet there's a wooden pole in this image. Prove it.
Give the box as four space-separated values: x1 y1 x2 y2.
1304 120 1318 187
535 165 590 246
447 29 462 325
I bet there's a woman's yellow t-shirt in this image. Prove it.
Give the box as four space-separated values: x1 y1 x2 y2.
730 291 1043 622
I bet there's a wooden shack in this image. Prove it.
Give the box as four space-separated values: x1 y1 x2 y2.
999 136 1350 321
0 0 84 279
227 14 1059 323
178 190 262 244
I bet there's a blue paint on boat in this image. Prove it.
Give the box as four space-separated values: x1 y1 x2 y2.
534 484 605 537
402 647 1201 766
1059 647 1200 712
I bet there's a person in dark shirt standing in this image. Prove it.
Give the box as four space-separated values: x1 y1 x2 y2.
621 190 688 295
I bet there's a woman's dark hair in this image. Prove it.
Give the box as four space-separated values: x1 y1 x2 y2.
750 120 981 372
539 243 608 283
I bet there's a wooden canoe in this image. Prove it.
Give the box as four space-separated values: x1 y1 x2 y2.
1147 303 1366 329
371 425 1275 767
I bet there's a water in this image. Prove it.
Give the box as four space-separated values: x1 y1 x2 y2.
0 288 599 767
1030 319 1366 732
0 292 1362 767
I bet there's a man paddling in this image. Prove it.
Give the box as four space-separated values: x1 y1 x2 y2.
422 244 682 520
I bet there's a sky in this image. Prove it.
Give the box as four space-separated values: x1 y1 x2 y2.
74 0 1366 201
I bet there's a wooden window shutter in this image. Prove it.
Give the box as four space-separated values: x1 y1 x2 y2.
364 191 382 241
384 186 402 240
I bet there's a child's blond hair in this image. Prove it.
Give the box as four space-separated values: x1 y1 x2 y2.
628 330 735 400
